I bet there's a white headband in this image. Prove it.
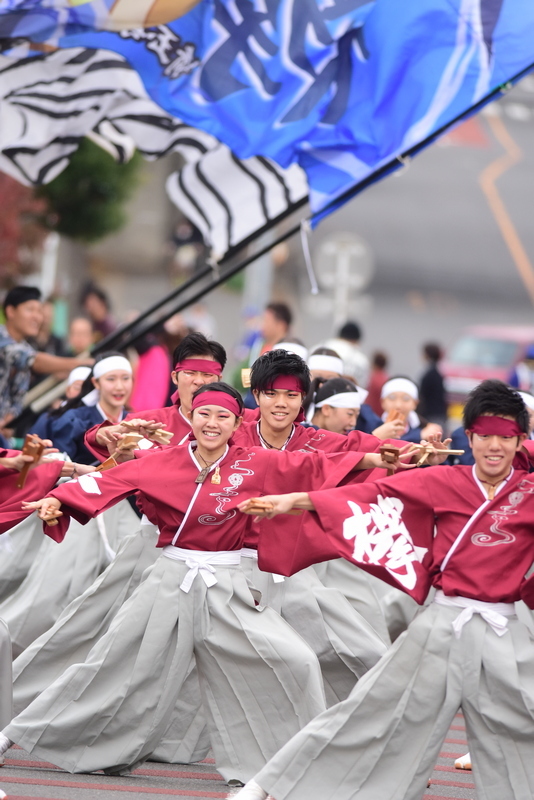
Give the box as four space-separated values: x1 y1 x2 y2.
67 366 92 387
518 391 534 412
93 356 132 380
82 389 99 407
273 342 309 362
315 388 368 410
308 354 344 375
381 378 418 401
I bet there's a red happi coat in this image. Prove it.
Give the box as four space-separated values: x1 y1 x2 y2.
45 443 362 549
235 420 398 490
0 450 63 535
257 464 534 606
84 403 259 462
234 419 387 457
234 421 397 548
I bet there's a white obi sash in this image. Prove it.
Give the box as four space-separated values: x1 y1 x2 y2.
240 547 286 583
162 545 241 593
434 589 516 638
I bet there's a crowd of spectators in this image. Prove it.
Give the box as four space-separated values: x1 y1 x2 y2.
0 286 453 456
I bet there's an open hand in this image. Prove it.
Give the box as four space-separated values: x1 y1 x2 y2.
420 433 452 465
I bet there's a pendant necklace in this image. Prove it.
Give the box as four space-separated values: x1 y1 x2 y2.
258 423 292 451
195 451 221 484
479 480 500 500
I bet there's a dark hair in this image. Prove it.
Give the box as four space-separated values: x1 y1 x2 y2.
372 351 388 370
132 331 164 357
304 376 356 414
192 382 244 416
315 377 357 405
4 286 41 312
79 283 110 310
50 351 127 418
266 302 292 329
339 321 361 342
250 348 311 395
172 332 227 370
463 380 529 434
423 342 442 363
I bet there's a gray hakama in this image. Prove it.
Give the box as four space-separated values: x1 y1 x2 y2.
94 499 141 552
12 519 155 714
374 581 420 641
5 553 326 782
0 515 42 601
11 520 211 765
241 553 387 706
313 559 391 645
149 667 210 765
254 600 534 800
240 548 286 613
0 620 12 728
0 502 135 657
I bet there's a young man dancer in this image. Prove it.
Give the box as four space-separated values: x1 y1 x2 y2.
233 349 448 704
234 380 534 800
235 348 438 457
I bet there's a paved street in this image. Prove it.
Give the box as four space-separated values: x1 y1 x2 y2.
0 713 476 800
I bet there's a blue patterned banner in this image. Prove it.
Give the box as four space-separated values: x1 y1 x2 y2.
2 0 534 216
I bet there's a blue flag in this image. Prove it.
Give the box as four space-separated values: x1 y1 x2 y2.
2 0 534 217
0 0 113 39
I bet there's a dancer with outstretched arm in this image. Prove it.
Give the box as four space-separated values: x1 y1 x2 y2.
233 380 534 800
0 383 405 783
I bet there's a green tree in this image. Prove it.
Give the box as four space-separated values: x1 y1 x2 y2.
38 138 142 242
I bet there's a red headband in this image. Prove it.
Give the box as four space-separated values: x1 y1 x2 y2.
266 376 305 393
174 358 222 376
469 416 523 436
191 391 242 417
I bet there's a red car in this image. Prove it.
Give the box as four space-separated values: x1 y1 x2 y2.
442 325 534 407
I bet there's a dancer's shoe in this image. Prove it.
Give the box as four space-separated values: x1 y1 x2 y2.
227 779 268 800
454 752 471 770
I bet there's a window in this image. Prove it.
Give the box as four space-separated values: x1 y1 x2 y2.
448 337 517 368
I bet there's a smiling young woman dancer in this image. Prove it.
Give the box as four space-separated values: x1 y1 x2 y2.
9 336 246 766
47 353 133 463
0 382 387 782
233 380 534 800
